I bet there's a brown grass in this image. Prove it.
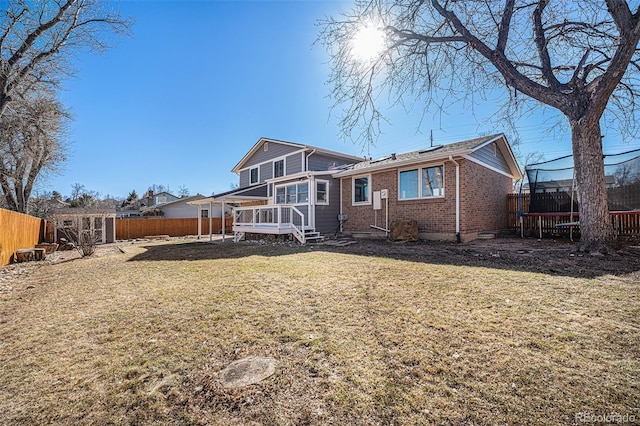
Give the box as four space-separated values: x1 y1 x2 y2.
0 239 638 425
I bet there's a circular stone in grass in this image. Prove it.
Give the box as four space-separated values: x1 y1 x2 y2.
219 357 277 388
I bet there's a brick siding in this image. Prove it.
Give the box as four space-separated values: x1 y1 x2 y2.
339 158 512 241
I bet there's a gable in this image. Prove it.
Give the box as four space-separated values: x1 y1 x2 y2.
468 141 511 175
243 141 304 169
232 138 305 173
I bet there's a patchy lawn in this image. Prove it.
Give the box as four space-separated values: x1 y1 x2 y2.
0 238 638 425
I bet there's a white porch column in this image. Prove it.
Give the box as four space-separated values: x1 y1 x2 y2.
197 204 202 240
221 200 226 242
209 200 213 241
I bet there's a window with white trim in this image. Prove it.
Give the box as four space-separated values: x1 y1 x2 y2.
274 159 284 178
201 209 209 218
316 180 328 205
353 175 370 204
275 182 310 204
250 167 259 185
399 165 444 200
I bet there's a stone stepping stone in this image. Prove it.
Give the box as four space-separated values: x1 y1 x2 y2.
219 356 277 388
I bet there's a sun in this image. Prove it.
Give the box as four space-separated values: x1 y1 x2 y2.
351 23 386 63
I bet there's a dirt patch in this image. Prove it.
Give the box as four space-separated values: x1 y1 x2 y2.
313 235 640 278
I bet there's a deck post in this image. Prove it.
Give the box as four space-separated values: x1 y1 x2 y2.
197 204 202 240
209 199 213 241
222 200 226 242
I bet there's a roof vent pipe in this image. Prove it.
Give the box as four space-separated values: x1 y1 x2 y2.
391 153 396 160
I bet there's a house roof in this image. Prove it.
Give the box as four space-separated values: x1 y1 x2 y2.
141 194 205 211
231 137 364 173
332 134 522 179
188 184 269 205
52 207 116 216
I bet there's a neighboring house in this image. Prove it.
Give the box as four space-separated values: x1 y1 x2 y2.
51 208 117 244
522 176 615 193
333 134 522 242
117 190 181 218
190 137 364 242
145 194 209 218
140 190 179 208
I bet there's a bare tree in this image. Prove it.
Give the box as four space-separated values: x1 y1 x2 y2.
177 185 190 198
0 89 68 213
319 0 640 252
0 0 130 118
66 183 99 208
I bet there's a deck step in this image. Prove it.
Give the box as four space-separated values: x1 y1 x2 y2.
304 231 324 242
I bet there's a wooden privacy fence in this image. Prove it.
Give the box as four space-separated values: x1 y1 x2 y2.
116 217 233 240
507 194 640 237
0 208 46 266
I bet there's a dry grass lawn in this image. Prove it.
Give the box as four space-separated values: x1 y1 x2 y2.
0 239 638 425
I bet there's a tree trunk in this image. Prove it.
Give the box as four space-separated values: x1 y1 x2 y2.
570 118 615 252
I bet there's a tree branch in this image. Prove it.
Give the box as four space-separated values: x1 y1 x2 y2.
496 0 515 54
7 0 76 68
605 0 633 34
532 0 561 90
430 0 566 110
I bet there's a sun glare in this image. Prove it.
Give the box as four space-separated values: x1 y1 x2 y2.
351 23 386 63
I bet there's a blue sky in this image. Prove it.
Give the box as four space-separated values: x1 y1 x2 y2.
48 0 640 199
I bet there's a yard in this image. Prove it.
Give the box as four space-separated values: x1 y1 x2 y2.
0 237 638 425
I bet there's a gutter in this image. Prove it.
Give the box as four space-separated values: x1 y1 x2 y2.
332 149 474 178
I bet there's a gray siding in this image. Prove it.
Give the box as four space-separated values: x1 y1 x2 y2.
260 162 273 181
296 205 310 227
469 142 510 174
245 141 301 168
286 153 303 175
314 176 342 233
234 185 268 198
239 169 250 187
308 153 357 171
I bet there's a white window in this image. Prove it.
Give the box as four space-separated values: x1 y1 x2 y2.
298 183 308 202
250 167 259 185
353 175 370 205
201 209 209 218
275 182 310 204
274 159 285 178
399 165 444 200
316 180 328 205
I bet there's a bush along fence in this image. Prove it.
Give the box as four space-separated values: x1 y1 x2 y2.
507 194 640 238
115 217 233 240
0 208 46 266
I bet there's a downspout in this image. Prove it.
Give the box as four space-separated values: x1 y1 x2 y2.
448 155 461 243
305 150 316 231
339 177 344 233
305 149 316 172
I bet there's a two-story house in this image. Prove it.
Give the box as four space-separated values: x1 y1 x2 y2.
189 137 363 242
192 134 522 243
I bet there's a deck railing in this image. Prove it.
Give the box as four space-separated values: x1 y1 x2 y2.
233 205 307 243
